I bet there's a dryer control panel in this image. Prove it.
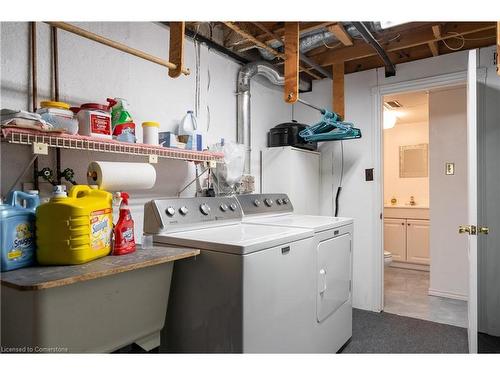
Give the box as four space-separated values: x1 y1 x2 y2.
236 193 294 216
144 196 242 234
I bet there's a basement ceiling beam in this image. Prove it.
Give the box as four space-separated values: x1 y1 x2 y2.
343 29 496 74
327 23 353 46
284 22 300 103
313 22 496 67
332 63 345 118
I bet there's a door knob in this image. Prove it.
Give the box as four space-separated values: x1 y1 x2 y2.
459 225 477 235
478 226 489 235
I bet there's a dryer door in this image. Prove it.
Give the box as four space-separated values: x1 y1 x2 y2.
317 233 352 323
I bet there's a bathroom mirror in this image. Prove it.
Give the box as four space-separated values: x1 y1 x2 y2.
399 143 428 178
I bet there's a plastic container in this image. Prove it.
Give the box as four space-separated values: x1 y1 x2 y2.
179 110 197 136
142 121 160 145
36 185 113 265
37 101 79 134
113 122 136 143
1 191 40 272
77 103 112 139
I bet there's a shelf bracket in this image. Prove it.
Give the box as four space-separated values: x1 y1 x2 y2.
168 22 186 78
284 22 299 104
33 142 48 155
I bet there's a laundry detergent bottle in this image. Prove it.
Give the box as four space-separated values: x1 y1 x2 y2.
0 191 39 271
112 192 136 255
36 185 113 265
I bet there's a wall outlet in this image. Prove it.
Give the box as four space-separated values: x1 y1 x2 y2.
365 168 374 181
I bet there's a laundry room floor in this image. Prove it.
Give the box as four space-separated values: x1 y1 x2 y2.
341 309 468 353
384 267 468 328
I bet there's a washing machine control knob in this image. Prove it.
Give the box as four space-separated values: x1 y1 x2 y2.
200 203 211 215
220 203 228 212
166 206 176 217
264 198 274 207
253 199 261 207
179 206 189 215
276 198 283 205
229 203 237 211
283 198 290 204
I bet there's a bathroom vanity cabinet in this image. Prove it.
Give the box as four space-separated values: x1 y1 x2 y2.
384 207 430 269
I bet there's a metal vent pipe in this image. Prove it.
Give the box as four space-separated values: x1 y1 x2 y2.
237 61 310 174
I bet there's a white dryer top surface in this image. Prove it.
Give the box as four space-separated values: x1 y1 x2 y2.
154 222 314 255
243 214 353 233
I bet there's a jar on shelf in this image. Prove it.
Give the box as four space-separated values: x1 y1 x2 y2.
37 101 79 135
142 121 160 145
77 103 112 139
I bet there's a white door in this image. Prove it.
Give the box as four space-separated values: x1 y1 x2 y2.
465 49 478 353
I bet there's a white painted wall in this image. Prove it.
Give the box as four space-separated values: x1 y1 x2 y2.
383 120 429 207
0 22 293 239
298 48 498 311
428 86 468 300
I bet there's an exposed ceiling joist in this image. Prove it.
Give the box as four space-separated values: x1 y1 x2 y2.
223 22 284 58
313 22 496 67
432 25 442 39
344 29 495 74
327 23 353 46
235 22 336 52
428 41 439 56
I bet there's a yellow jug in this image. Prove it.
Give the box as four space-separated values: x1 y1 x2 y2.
36 185 113 265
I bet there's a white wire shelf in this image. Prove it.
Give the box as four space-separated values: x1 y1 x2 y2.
1 127 225 163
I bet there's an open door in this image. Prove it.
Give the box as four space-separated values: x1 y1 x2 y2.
463 49 479 353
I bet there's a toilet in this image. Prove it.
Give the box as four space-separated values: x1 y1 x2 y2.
384 251 393 267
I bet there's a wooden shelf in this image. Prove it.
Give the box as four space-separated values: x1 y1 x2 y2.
1 127 224 163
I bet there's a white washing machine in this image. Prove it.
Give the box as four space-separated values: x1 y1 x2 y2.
143 196 316 353
236 193 353 353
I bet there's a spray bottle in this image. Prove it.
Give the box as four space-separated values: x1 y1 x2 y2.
112 192 136 255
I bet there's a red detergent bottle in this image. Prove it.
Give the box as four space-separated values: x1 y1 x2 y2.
112 192 136 255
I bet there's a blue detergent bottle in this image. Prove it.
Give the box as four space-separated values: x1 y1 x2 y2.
0 191 40 271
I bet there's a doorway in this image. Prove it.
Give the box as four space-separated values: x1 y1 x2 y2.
381 88 468 328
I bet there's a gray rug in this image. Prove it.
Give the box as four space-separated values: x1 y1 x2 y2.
341 309 468 353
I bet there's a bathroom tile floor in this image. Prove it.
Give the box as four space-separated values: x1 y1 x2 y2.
384 267 468 328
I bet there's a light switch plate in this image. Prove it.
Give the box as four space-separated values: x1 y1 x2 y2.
445 162 455 175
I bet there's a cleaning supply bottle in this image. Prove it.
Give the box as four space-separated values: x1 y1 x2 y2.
36 185 113 265
179 110 204 150
107 98 136 143
179 110 197 136
0 191 39 271
112 192 136 255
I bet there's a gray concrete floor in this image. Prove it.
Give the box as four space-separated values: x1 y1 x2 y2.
384 267 468 328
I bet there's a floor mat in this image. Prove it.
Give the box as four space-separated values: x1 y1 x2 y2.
341 309 468 353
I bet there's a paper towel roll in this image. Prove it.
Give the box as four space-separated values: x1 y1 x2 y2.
87 161 156 191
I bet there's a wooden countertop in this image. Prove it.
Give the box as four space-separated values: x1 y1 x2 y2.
0 246 199 291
